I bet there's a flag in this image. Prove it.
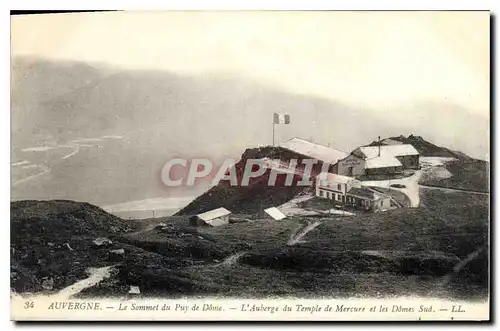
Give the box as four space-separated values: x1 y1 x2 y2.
273 112 290 124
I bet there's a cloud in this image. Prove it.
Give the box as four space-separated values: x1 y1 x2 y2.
11 11 489 118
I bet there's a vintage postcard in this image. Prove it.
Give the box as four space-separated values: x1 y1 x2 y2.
10 11 490 321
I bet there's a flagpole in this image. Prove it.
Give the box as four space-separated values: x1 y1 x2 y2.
272 120 275 146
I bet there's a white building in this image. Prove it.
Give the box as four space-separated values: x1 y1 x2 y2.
280 137 348 174
315 172 362 204
337 144 419 176
315 172 392 213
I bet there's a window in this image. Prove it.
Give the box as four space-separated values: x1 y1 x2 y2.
338 184 342 191
319 190 324 197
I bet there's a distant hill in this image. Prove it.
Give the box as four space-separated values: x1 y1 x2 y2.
11 200 132 246
366 134 473 159
10 57 395 207
176 146 309 216
366 135 489 192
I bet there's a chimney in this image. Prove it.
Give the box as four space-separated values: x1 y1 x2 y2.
378 136 381 157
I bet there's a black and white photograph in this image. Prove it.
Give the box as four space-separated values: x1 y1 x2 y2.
9 10 490 321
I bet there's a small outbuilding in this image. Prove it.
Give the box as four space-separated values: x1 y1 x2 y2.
128 286 141 295
264 207 286 220
364 155 403 175
189 207 231 227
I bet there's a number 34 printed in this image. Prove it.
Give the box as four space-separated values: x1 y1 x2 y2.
24 301 34 309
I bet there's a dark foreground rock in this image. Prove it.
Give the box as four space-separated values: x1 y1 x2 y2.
10 200 134 293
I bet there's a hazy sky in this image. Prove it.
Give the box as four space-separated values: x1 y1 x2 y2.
11 11 490 119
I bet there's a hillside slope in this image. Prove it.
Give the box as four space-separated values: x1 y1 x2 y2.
92 189 489 299
420 158 489 192
367 135 489 192
176 146 310 215
11 200 133 293
10 186 489 299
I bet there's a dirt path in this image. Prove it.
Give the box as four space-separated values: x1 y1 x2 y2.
61 143 80 160
287 220 321 245
362 170 422 208
216 251 248 267
440 246 486 286
278 193 314 209
211 219 323 268
130 224 157 235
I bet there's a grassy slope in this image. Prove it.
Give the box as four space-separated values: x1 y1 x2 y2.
10 200 135 293
124 189 487 299
12 188 489 299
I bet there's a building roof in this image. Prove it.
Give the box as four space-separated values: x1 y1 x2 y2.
280 137 348 165
264 207 286 220
207 217 229 227
261 158 300 175
317 172 356 184
365 156 403 169
358 144 419 159
347 187 390 201
197 207 231 222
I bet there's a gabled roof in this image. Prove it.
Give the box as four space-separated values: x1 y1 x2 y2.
317 172 356 184
264 207 286 220
197 207 231 221
365 156 402 169
358 144 419 159
280 137 348 165
381 138 403 145
347 187 390 201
